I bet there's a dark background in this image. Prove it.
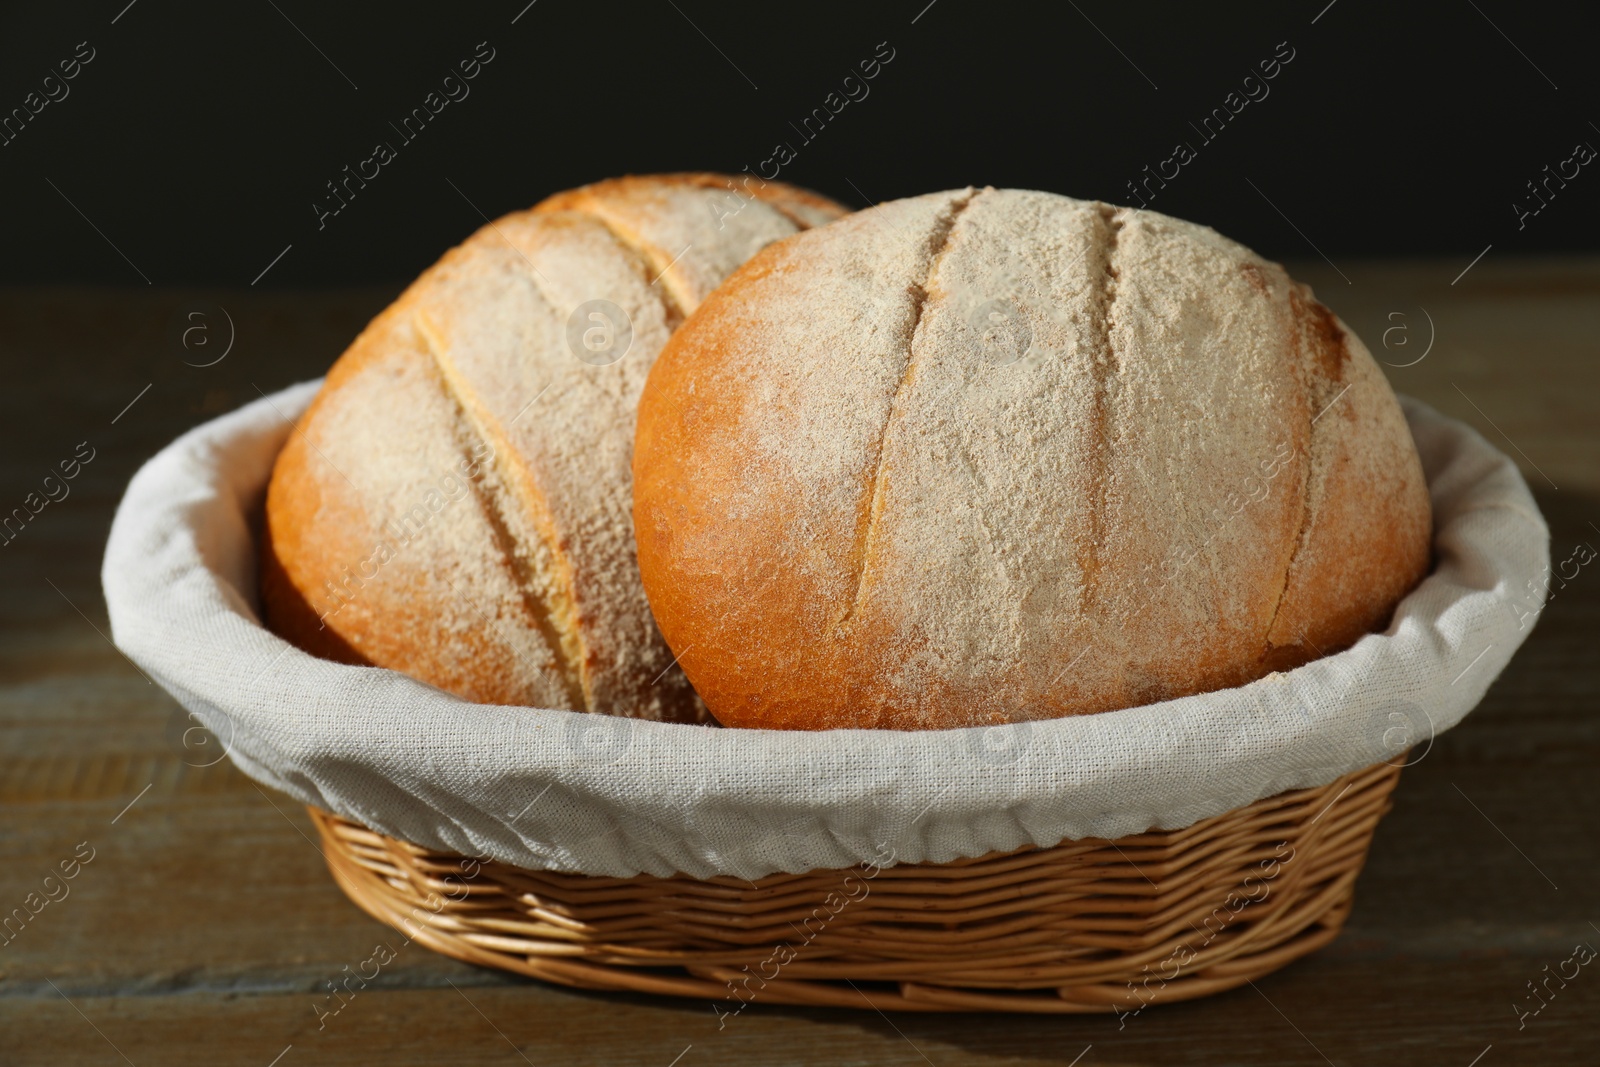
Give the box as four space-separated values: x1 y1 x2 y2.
1 0 1596 290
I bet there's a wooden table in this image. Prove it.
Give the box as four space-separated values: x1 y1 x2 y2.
3 259 1596 1065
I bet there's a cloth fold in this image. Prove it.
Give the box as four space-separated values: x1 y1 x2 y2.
103 381 1548 879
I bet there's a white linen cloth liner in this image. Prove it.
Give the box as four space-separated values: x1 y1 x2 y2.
103 381 1549 879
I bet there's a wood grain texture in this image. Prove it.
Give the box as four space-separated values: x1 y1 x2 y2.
0 263 1595 1065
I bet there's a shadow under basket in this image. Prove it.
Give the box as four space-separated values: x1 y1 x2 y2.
308 759 1402 1013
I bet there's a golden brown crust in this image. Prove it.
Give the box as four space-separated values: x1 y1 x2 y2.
631 247 814 725
633 189 1433 730
262 299 573 707
262 174 846 719
1259 287 1433 671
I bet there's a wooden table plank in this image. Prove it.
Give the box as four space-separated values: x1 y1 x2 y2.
4 954 1597 1067
1 263 1595 1064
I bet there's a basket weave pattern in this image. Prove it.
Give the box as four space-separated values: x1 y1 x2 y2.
309 760 1401 1013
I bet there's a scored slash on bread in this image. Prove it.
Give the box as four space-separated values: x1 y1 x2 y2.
260 174 847 721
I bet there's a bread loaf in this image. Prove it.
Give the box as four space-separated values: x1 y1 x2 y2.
632 187 1433 730
261 173 846 721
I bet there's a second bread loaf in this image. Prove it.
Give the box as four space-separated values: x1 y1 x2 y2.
261 174 847 721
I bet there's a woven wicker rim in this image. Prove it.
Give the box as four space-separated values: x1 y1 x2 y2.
309 759 1401 1013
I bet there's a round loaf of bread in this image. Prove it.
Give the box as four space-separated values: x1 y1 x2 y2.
261 173 846 721
633 187 1433 730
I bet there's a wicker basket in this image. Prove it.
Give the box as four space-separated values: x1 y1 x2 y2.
308 757 1402 1013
